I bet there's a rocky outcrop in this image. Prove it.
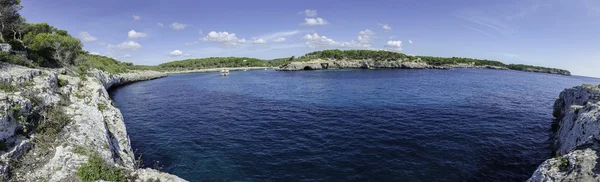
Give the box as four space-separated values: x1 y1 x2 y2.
275 59 449 71
528 84 600 181
0 62 184 181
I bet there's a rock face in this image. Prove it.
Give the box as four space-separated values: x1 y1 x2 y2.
275 59 449 71
0 63 183 181
528 84 600 181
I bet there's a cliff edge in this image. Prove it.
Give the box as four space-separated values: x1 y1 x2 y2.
0 62 185 181
529 84 600 181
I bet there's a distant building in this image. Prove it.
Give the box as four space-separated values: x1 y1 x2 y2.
0 43 11 52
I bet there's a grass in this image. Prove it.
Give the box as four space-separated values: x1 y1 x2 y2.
0 82 18 92
58 78 69 87
36 107 71 140
73 145 91 156
74 90 86 99
97 103 107 112
76 154 126 182
21 80 35 87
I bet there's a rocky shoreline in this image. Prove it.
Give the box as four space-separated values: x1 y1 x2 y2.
528 84 600 181
0 63 184 181
275 59 570 76
165 67 270 74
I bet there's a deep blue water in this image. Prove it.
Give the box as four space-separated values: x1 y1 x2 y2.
111 69 600 182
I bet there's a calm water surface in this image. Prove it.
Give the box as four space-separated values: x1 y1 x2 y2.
110 69 600 181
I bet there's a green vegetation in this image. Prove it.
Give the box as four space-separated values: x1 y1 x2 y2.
507 64 570 75
0 82 18 92
75 54 132 74
76 153 126 182
553 155 570 170
299 49 409 61
97 103 106 112
36 106 71 142
57 78 69 87
73 145 91 156
155 57 282 71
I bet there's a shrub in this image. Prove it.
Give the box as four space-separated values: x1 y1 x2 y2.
36 107 71 138
97 103 106 112
0 52 32 67
58 78 69 87
0 82 18 92
76 154 126 182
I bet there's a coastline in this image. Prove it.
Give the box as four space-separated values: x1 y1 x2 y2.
164 67 271 74
0 63 185 181
528 84 600 181
275 59 571 76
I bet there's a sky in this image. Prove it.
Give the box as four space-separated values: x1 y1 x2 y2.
19 0 600 77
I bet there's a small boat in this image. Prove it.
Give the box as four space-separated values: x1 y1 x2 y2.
220 69 229 76
264 68 268 70
244 69 248 71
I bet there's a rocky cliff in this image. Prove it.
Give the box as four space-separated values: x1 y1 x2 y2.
275 59 449 71
0 62 185 181
529 84 600 181
275 59 573 76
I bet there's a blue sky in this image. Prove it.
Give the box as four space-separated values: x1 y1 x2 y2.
20 0 600 77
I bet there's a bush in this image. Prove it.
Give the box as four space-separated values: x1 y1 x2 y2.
57 78 69 87
76 154 126 182
97 103 106 112
0 52 32 67
36 107 71 138
0 82 18 92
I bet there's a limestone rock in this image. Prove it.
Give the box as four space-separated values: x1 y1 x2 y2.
0 63 185 181
529 84 600 181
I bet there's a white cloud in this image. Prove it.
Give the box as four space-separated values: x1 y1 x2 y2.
385 40 403 52
304 9 318 17
302 18 328 26
409 40 413 44
380 24 392 31
108 41 142 50
260 30 301 41
302 33 339 48
252 37 266 44
89 52 101 55
184 41 200 46
357 29 374 44
302 30 376 49
273 37 286 43
133 15 141 21
79 32 97 42
123 54 132 58
128 30 148 39
171 23 187 30
201 31 246 48
169 50 183 57
157 23 164 27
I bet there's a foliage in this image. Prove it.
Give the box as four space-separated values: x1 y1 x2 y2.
507 64 570 74
97 103 106 112
157 57 270 71
57 78 68 87
75 54 132 74
415 56 506 67
0 0 23 42
73 145 91 156
0 51 31 67
76 154 126 182
36 106 71 138
23 32 82 67
299 49 410 61
0 81 18 92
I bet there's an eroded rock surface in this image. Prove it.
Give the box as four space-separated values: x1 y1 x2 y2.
528 84 600 182
0 63 183 181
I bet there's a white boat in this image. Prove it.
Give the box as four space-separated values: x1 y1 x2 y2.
220 69 229 76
